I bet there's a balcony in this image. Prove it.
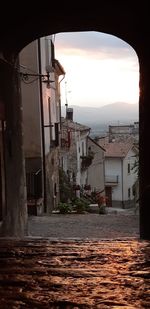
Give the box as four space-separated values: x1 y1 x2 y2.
80 154 94 171
105 175 119 186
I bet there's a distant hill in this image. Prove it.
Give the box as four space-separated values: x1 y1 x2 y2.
61 102 139 126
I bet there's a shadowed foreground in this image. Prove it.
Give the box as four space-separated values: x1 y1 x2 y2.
0 238 149 308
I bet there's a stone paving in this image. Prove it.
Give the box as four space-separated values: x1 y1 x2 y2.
1 207 147 308
28 207 140 239
0 238 149 308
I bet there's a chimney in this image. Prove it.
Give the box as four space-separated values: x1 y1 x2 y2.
66 107 73 121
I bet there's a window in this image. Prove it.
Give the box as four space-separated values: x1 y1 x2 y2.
55 123 59 146
54 183 57 196
128 188 131 199
82 141 85 156
48 97 52 142
61 157 63 169
128 163 130 174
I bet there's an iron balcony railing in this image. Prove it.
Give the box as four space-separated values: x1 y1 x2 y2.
80 153 94 171
105 175 119 184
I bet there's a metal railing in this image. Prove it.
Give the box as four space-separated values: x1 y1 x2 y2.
105 175 119 184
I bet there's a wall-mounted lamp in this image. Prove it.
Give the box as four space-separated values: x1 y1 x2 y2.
42 72 54 88
20 71 54 88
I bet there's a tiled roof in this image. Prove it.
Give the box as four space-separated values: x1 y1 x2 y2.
99 141 134 158
61 117 90 132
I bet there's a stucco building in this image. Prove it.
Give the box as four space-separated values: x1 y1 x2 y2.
87 136 105 194
108 123 139 144
60 108 91 193
98 138 138 208
20 36 65 214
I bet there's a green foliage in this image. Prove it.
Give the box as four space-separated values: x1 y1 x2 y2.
73 197 90 213
59 168 75 203
81 155 94 170
131 153 139 176
131 159 139 175
80 197 90 211
57 202 71 214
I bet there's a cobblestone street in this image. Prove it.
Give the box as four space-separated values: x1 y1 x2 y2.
28 208 139 239
0 237 150 308
1 209 149 308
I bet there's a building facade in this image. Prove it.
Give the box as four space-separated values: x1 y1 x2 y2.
20 35 65 214
87 136 105 194
109 123 139 144
98 139 138 208
60 109 91 195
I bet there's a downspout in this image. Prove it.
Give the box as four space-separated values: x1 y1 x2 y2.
58 74 65 204
58 74 65 129
38 39 47 212
103 152 105 195
86 131 90 185
121 158 124 208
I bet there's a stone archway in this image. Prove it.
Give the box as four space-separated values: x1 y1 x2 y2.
0 4 150 238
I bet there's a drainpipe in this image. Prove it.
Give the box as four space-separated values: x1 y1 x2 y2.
58 73 65 129
38 39 47 212
103 152 105 195
121 158 124 208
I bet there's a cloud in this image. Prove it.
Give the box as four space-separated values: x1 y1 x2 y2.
55 31 138 61
54 31 139 108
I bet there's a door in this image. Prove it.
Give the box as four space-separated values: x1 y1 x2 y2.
105 186 112 207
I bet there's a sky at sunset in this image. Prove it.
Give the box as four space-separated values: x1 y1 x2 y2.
54 31 139 108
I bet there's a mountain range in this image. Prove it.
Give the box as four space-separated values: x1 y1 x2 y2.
61 102 139 126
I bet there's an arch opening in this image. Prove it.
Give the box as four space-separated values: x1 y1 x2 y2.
17 30 140 239
0 6 149 239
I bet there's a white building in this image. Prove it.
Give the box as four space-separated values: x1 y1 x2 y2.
87 136 105 194
60 109 91 193
99 138 138 207
109 123 139 143
20 35 65 214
